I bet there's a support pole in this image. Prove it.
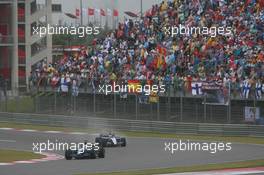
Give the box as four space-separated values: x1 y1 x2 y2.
204 95 207 122
135 94 138 120
140 0 143 18
180 96 183 122
93 92 96 117
80 0 83 25
114 93 117 118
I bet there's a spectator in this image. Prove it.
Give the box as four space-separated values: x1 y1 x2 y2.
31 0 264 99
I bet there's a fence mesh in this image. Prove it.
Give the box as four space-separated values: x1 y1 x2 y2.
0 90 263 124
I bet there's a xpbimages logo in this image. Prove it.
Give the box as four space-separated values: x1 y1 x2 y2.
98 82 166 95
164 140 232 154
32 140 100 153
164 25 232 37
32 24 100 37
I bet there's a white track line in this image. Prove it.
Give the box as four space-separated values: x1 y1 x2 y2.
0 139 16 143
0 152 64 166
43 131 63 134
20 129 37 132
0 128 13 130
159 167 264 175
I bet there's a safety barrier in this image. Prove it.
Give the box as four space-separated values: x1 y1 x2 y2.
0 112 263 137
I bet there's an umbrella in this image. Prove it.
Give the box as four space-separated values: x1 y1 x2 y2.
124 11 138 18
65 13 78 19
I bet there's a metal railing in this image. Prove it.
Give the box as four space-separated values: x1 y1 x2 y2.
0 112 263 137
0 91 263 124
0 0 13 3
32 81 264 101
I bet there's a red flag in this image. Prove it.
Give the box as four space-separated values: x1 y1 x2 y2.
75 8 80 17
127 80 141 93
157 45 167 56
260 0 264 9
100 9 106 16
113 9 119 17
88 8 94 16
245 0 251 6
145 9 152 17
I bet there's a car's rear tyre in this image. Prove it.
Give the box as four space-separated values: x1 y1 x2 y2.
121 138 126 147
95 137 101 143
98 147 105 158
65 149 72 160
90 151 97 159
95 138 104 147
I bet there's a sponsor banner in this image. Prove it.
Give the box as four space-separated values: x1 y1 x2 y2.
244 107 260 122
196 81 229 105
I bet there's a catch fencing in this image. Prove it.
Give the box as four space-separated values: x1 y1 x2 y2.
0 90 263 124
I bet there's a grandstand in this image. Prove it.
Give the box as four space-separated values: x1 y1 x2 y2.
5 0 264 124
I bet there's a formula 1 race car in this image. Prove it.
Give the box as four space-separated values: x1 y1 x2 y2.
65 142 105 160
95 133 127 147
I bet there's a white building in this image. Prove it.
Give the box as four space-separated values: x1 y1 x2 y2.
0 0 52 93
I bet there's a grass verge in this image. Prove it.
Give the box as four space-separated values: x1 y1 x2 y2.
0 149 44 163
0 96 34 113
76 159 264 175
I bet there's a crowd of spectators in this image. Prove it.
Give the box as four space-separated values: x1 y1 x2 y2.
30 0 264 99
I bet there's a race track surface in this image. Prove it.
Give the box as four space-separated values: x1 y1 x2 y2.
1 129 264 175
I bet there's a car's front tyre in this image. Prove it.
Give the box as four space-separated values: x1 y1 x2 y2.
121 138 126 147
65 149 73 160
